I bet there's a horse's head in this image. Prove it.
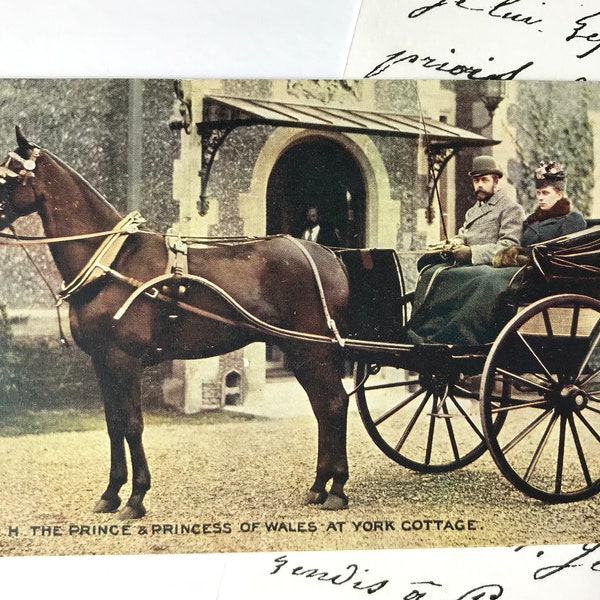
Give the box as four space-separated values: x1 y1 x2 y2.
0 126 41 228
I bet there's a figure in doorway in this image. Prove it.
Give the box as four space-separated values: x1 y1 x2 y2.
297 206 342 247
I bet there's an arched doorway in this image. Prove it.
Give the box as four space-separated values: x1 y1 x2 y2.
265 136 367 375
266 136 366 248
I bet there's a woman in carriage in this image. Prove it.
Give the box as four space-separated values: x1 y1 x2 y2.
495 161 586 261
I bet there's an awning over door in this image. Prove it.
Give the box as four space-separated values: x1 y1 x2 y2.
200 95 497 148
195 95 499 216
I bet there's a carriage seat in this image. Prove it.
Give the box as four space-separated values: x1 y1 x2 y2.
521 223 600 301
336 249 407 344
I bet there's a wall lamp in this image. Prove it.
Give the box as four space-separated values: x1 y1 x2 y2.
479 80 506 124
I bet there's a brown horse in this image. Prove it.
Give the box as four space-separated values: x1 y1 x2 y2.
0 128 351 519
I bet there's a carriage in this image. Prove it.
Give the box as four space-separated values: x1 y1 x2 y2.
338 229 600 505
1 128 599 519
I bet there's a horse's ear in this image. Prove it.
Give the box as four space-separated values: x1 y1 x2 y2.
15 125 36 150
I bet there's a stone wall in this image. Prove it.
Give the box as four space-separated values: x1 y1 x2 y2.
0 79 180 309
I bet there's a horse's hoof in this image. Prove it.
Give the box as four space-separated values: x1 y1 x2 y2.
93 497 121 513
118 503 146 520
303 490 328 505
321 493 348 511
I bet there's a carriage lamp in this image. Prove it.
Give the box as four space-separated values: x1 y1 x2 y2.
479 80 506 121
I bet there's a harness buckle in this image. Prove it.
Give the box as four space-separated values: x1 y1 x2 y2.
166 227 188 255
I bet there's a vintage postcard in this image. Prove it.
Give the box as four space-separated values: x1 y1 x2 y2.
0 78 598 567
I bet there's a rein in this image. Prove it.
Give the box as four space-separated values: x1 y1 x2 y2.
0 228 284 246
8 224 70 345
0 228 139 246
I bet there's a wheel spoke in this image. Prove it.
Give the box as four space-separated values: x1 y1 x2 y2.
441 399 461 461
554 416 567 494
570 304 581 338
497 367 551 394
487 376 547 413
576 331 600 382
542 308 554 338
523 413 559 484
453 384 479 399
490 398 547 414
574 411 600 445
395 390 431 452
365 380 418 392
580 365 600 387
372 386 425 426
424 397 438 465
516 331 558 384
448 393 485 441
502 409 553 455
568 413 593 487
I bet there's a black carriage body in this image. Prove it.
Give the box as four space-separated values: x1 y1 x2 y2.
337 247 489 375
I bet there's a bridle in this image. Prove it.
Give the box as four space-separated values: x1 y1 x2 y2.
0 146 132 245
0 146 40 225
0 145 69 342
0 146 39 184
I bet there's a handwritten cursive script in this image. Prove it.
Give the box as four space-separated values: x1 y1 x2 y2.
347 0 600 80
270 555 389 594
566 11 600 58
269 554 508 598
365 47 533 79
409 0 543 27
514 543 600 580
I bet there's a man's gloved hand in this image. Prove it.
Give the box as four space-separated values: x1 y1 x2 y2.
451 244 472 263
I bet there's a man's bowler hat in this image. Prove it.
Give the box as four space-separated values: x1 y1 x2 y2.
468 155 503 178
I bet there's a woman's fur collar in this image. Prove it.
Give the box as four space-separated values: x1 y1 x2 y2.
525 197 571 224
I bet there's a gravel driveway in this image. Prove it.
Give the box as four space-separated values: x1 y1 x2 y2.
0 377 597 557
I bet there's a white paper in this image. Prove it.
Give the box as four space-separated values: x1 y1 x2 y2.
2 544 599 598
4 0 362 78
345 0 600 80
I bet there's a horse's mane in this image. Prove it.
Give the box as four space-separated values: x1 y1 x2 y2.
44 149 122 218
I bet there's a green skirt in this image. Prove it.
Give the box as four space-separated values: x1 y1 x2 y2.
405 264 523 345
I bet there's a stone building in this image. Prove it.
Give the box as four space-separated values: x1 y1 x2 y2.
164 79 498 412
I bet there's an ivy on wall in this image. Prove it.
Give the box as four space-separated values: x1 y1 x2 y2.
509 81 594 216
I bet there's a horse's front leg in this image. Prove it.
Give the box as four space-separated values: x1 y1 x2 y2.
290 347 350 510
91 347 150 519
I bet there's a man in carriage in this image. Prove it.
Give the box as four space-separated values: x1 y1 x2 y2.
419 155 525 269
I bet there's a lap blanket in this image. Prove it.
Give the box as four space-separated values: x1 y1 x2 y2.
405 264 524 345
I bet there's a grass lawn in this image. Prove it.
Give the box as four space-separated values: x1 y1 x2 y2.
0 407 259 437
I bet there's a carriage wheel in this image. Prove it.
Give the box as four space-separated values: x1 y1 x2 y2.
355 360 505 473
480 294 600 502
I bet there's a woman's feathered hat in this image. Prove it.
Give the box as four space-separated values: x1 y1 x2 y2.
535 161 566 191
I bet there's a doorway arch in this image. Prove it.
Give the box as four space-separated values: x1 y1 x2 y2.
266 136 366 248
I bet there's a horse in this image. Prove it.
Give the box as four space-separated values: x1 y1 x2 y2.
0 127 351 519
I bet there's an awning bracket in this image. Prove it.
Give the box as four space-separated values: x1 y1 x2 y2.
196 120 251 215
